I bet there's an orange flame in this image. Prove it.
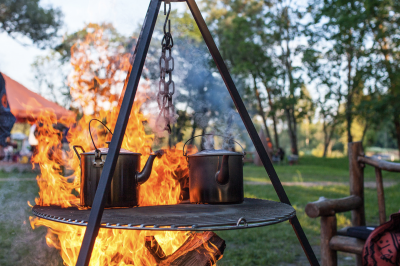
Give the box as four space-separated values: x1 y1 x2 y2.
28 23 216 266
68 23 132 115
30 96 193 265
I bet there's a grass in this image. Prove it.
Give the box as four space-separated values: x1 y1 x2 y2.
0 156 399 265
0 171 62 266
243 156 400 183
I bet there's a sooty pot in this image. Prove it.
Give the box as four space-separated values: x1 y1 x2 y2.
183 135 245 204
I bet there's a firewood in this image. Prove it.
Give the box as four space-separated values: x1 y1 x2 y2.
145 232 226 266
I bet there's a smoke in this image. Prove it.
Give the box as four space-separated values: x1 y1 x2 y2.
0 173 62 266
200 111 242 151
202 134 215 150
142 11 251 150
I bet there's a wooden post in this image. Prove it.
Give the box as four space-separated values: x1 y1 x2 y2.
374 167 386 224
320 215 337 266
348 142 365 266
348 142 365 226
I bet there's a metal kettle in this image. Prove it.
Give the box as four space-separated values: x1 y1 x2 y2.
73 119 163 207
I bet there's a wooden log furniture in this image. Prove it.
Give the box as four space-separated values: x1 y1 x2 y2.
305 142 400 266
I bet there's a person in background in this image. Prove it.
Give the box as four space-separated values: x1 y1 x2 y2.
278 147 285 161
28 124 39 156
0 73 16 160
266 137 273 150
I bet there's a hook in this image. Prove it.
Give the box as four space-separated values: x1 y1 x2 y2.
163 1 171 35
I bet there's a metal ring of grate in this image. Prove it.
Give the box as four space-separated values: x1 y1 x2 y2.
32 198 295 231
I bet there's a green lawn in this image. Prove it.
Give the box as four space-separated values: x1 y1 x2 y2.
0 156 399 265
243 156 400 183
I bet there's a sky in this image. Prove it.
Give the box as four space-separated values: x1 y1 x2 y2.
0 0 187 93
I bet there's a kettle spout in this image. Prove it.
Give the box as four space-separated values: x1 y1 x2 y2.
216 155 230 185
136 150 164 185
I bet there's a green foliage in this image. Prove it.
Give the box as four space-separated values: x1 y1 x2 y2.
0 0 63 48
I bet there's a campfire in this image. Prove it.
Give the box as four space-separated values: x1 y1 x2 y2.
28 6 225 265
29 97 225 265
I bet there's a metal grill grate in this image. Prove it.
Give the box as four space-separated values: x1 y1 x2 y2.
32 198 295 231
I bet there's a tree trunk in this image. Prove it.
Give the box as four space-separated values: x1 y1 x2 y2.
323 120 329 158
361 123 369 143
271 113 279 148
264 85 280 148
252 75 273 148
394 117 400 157
323 124 337 158
346 52 353 144
346 93 353 144
291 110 299 155
285 108 298 155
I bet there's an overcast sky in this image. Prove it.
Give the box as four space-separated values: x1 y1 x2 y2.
0 0 187 92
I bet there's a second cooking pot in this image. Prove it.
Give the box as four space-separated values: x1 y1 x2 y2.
183 134 245 204
73 119 163 208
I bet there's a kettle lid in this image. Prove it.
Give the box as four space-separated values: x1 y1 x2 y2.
81 142 141 155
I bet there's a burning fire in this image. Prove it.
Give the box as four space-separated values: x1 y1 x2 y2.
28 23 219 265
29 95 195 265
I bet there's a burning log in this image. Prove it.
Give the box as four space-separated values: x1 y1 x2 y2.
146 232 226 266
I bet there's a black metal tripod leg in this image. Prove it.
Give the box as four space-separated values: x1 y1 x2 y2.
185 0 319 265
75 1 162 265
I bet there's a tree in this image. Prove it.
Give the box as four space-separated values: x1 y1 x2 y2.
303 37 344 157
309 0 369 144
203 0 282 149
0 0 63 48
268 0 309 155
363 0 400 155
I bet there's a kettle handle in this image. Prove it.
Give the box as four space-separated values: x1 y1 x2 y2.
88 119 113 153
73 145 85 162
183 134 246 157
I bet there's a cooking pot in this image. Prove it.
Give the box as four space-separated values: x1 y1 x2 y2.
183 134 245 204
73 119 163 208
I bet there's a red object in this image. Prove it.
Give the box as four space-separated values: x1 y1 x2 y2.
2 73 75 122
363 212 400 265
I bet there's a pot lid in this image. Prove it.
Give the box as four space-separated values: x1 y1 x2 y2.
187 149 243 157
81 147 141 155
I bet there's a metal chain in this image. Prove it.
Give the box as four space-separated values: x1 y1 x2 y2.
157 0 175 134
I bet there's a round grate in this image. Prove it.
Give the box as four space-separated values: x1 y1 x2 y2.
32 198 295 231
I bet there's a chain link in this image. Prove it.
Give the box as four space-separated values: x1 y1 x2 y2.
156 1 175 134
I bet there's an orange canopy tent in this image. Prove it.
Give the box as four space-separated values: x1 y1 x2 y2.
2 73 75 122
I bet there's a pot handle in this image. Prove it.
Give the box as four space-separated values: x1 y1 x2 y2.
89 119 113 153
183 134 246 157
73 145 85 162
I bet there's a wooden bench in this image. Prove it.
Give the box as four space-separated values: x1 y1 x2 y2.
305 142 400 266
